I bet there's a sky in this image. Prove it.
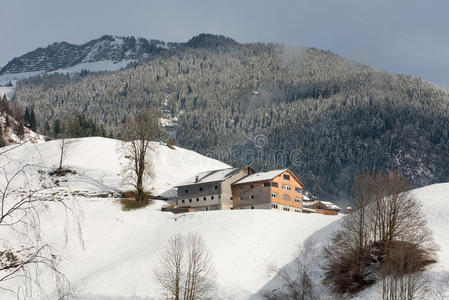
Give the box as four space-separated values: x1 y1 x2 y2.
1 0 449 86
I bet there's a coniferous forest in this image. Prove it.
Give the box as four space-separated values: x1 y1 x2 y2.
11 34 449 201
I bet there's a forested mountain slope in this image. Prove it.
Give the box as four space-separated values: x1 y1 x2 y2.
0 35 167 74
11 34 449 200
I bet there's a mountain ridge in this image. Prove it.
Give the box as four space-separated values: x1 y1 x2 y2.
0 35 167 74
0 33 240 75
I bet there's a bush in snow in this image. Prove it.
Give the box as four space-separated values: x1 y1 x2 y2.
322 172 438 298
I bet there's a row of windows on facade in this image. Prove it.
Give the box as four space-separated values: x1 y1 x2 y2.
270 203 301 213
239 193 301 202
184 185 219 194
240 182 303 193
181 195 221 204
271 193 301 202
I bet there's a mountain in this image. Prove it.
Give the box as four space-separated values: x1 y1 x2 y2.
0 35 167 75
0 33 238 76
1 137 448 299
8 34 449 201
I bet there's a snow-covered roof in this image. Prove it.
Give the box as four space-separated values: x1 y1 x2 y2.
302 200 341 211
178 167 240 186
320 201 342 211
233 169 287 185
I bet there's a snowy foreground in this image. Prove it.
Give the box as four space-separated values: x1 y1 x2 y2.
1 137 448 299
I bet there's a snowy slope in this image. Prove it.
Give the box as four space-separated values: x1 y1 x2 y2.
0 137 229 197
0 60 133 98
1 138 448 299
0 113 46 144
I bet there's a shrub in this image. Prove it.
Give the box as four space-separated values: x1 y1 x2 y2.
119 198 151 211
119 190 154 211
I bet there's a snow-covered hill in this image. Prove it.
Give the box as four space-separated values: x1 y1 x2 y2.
0 113 45 144
0 137 228 198
0 35 166 75
0 35 168 96
1 137 448 299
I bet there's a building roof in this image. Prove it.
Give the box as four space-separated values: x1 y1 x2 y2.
303 200 341 211
177 167 240 186
233 169 288 185
320 201 342 211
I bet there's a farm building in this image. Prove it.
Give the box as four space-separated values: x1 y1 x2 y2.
176 166 255 211
231 169 306 212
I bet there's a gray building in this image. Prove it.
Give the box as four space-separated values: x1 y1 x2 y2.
176 167 254 211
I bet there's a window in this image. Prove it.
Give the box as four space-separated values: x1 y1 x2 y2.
189 199 192 203
283 207 290 211
250 184 254 189
185 189 189 193
271 203 278 209
283 174 290 180
199 187 203 192
250 195 255 199
251 206 254 209
196 198 199 202
211 196 215 200
295 187 302 193
295 209 301 213
182 199 185 204
283 194 291 201
282 184 291 191
271 182 278 187
206 207 209 211
218 195 221 199
214 185 218 189
203 197 207 201
271 192 278 198
263 182 270 187
239 186 243 190
295 198 301 203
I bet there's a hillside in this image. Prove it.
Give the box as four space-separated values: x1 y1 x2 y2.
9 34 449 201
1 137 448 299
0 35 167 75
0 137 228 198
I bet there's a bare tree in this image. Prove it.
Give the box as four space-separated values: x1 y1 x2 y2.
55 124 76 174
155 233 215 300
0 144 81 298
263 240 318 300
120 109 161 202
156 234 184 300
323 172 438 297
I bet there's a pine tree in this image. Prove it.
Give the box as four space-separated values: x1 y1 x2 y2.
24 107 30 127
53 119 61 137
1 95 9 113
16 122 25 139
44 121 50 135
30 108 37 131
0 125 6 147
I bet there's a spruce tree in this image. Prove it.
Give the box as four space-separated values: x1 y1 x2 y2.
53 119 61 137
24 107 30 127
44 121 50 135
0 125 5 147
16 122 25 139
30 108 37 131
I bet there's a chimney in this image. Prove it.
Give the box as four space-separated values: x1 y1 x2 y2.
195 175 199 183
